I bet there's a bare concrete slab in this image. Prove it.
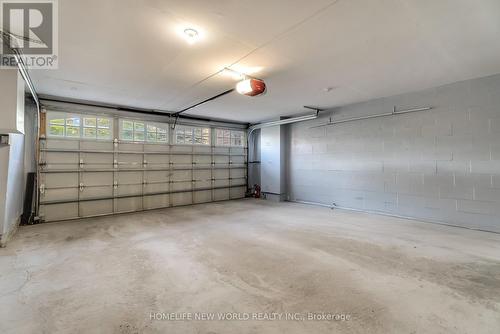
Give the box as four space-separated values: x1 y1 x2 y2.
1 199 499 333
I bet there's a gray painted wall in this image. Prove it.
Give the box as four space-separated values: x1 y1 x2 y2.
1 133 25 244
248 129 261 190
0 96 36 246
287 74 500 232
261 126 287 201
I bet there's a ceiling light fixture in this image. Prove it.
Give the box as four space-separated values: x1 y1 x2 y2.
183 28 199 44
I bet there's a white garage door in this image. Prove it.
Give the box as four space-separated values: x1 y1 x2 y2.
38 106 247 222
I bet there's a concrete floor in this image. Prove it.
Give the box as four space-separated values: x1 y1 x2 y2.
1 199 499 334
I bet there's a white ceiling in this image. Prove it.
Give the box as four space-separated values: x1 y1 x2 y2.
31 0 500 123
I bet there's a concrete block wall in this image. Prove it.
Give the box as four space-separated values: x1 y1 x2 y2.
287 74 500 232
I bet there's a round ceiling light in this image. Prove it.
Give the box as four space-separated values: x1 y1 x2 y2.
183 28 199 44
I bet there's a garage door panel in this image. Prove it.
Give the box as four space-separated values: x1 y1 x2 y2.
146 171 169 182
118 153 143 168
195 180 211 189
172 192 192 206
81 153 113 164
80 200 113 216
193 146 211 154
214 147 229 154
194 190 211 203
214 179 230 187
117 184 142 196
231 156 245 164
214 155 229 164
118 171 142 183
144 144 169 153
144 194 169 209
41 203 79 221
80 185 113 199
171 145 192 153
43 173 78 187
172 182 192 192
171 155 191 167
230 186 246 199
45 152 79 165
193 155 211 166
230 169 246 179
193 169 210 180
118 143 143 152
144 182 169 194
171 170 191 181
230 148 245 155
145 154 169 165
213 169 229 179
81 172 113 186
45 139 79 150
232 178 247 187
80 141 113 151
214 188 230 201
116 197 142 212
42 188 79 202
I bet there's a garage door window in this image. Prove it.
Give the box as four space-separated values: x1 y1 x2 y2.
215 129 245 147
119 119 169 143
175 125 210 145
47 111 113 141
82 116 112 140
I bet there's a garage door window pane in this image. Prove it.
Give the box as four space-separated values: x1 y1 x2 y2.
50 118 64 125
97 128 111 140
97 118 111 128
122 130 133 140
175 126 209 145
158 133 167 142
66 126 80 137
184 131 193 144
47 111 113 140
134 122 144 132
134 131 145 141
66 117 80 126
147 132 157 142
84 117 96 127
49 125 64 136
83 127 97 139
231 131 244 147
122 120 133 131
215 129 245 147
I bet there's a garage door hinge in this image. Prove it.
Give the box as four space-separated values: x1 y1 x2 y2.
79 159 84 168
114 160 118 168
113 181 118 189
79 183 84 192
40 184 45 194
